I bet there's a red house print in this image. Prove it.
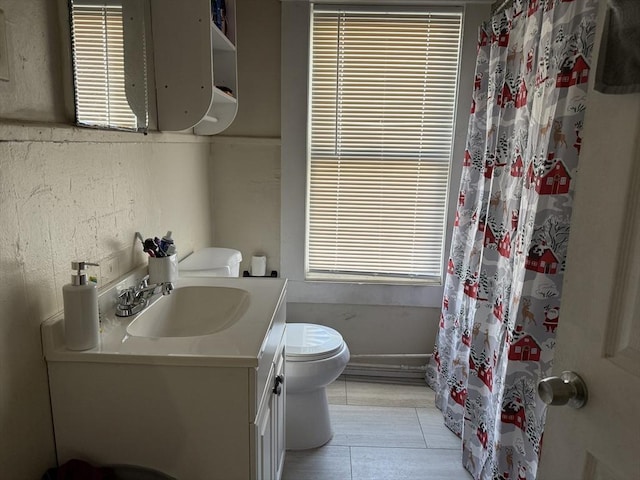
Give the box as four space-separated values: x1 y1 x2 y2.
528 0 540 16
451 384 468 406
484 159 495 179
525 161 536 188
556 54 590 88
464 274 479 299
509 334 542 361
545 0 555 12
501 405 526 430
479 29 489 48
492 29 510 47
455 210 460 227
535 160 571 195
464 149 472 167
484 225 497 247
526 246 559 274
515 80 528 108
497 83 514 108
469 354 476 372
448 258 455 274
511 155 524 177
498 231 511 258
471 98 476 114
478 361 493 390
477 425 489 449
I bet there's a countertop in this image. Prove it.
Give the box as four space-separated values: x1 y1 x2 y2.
41 276 287 368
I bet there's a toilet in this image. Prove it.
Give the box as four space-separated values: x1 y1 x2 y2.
178 247 242 278
178 249 350 450
285 323 350 450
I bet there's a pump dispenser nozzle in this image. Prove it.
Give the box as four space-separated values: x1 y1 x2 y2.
70 261 99 285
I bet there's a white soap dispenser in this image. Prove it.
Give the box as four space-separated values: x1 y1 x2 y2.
63 261 100 351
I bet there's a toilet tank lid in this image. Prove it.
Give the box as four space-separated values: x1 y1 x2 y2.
179 248 242 271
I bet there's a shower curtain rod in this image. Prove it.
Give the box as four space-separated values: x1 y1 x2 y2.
493 0 513 15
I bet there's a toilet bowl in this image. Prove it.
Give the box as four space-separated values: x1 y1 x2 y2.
285 323 350 450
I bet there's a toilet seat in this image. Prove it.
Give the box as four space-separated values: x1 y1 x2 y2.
286 323 345 362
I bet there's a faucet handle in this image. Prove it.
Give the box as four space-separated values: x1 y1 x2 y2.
118 287 135 305
138 275 150 290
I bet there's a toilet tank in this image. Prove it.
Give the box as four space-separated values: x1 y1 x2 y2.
178 248 243 278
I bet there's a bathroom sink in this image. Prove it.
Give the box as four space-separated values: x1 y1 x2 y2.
126 286 250 338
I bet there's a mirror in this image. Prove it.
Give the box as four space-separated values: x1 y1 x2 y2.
69 0 148 132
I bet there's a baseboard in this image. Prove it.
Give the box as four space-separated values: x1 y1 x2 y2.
342 358 429 385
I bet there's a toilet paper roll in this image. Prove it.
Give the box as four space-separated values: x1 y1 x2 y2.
251 255 267 277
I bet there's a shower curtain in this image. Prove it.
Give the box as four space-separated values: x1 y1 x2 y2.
426 1 598 479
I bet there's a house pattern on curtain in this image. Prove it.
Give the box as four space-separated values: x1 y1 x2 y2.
426 1 598 479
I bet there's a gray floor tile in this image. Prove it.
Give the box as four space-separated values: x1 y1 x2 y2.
345 380 435 408
282 446 352 480
283 381 469 479
351 446 471 480
416 408 462 449
328 404 426 448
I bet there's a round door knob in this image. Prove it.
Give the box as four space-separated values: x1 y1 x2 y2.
538 371 588 409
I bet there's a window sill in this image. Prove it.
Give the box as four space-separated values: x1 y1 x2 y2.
305 273 441 286
286 278 445 308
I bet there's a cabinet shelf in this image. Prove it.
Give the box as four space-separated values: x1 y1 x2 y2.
214 87 237 104
212 22 235 52
151 0 238 135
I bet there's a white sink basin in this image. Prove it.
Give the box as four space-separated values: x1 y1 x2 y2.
126 286 250 338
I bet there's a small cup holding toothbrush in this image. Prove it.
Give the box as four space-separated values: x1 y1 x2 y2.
148 253 178 284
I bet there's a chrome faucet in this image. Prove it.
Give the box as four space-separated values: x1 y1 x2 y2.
115 275 174 317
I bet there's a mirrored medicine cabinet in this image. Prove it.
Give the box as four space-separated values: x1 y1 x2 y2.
68 0 238 135
69 0 148 132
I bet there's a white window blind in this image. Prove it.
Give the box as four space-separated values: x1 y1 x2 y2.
71 2 137 130
307 6 463 283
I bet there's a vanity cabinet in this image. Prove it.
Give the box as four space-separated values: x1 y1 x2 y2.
150 0 237 134
255 346 286 480
43 278 286 480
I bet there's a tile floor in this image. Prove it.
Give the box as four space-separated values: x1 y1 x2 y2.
282 378 472 480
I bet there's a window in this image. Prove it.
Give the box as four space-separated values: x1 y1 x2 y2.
306 5 463 284
70 1 144 131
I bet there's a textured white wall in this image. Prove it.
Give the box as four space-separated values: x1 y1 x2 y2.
0 1 214 477
211 138 281 275
0 0 67 122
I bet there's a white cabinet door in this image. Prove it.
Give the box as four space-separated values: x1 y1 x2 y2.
273 350 286 480
255 393 273 480
536 31 640 480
